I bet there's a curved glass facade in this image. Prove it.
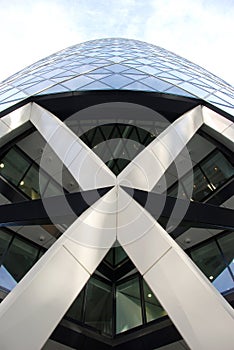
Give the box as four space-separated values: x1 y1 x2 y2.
0 38 233 116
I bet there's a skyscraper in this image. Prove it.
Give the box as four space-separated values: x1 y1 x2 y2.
0 38 233 350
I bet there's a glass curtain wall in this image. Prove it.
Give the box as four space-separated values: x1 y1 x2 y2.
189 232 234 293
168 150 234 201
0 146 65 199
0 229 43 291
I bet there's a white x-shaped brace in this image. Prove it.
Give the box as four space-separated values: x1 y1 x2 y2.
0 102 233 350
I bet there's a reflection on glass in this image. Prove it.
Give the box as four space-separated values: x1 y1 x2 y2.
0 148 30 186
66 289 85 322
84 278 112 335
104 249 114 266
104 246 128 267
20 164 48 199
0 230 12 260
116 277 142 333
201 151 234 189
143 280 166 322
115 246 127 266
212 267 234 293
0 230 15 291
190 239 233 293
167 150 234 203
2 237 39 282
218 233 234 276
183 168 213 201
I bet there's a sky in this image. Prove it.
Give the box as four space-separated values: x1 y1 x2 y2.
0 0 233 85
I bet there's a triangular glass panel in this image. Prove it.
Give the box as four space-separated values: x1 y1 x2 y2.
121 67 147 75
158 77 185 86
4 90 28 101
37 84 69 95
179 82 210 98
89 67 114 74
85 73 112 80
0 100 20 112
12 75 42 86
41 68 65 79
0 87 22 101
207 95 233 107
69 65 95 74
50 76 73 83
136 58 154 65
122 73 149 80
109 56 125 63
79 80 112 90
105 64 129 73
50 71 76 79
22 80 54 95
170 70 191 81
123 81 155 92
137 66 162 75
61 76 94 90
211 91 234 106
78 123 156 175
165 85 197 98
140 76 173 92
15 77 44 88
100 74 134 89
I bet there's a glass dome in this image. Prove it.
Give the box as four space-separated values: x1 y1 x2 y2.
0 38 233 116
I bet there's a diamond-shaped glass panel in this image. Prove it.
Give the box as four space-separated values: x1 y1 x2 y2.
100 74 134 89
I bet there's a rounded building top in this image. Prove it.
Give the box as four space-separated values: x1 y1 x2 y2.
0 38 233 115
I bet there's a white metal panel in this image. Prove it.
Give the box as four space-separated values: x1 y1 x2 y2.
117 188 171 274
118 147 165 191
31 103 61 140
223 124 234 145
0 120 11 138
172 105 203 144
119 223 171 275
117 187 154 244
150 138 174 169
0 245 90 350
63 187 117 274
69 148 116 190
46 125 81 162
158 126 186 159
1 103 31 130
202 106 232 133
144 247 234 350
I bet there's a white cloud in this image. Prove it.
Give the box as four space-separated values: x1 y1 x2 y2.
142 0 234 85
